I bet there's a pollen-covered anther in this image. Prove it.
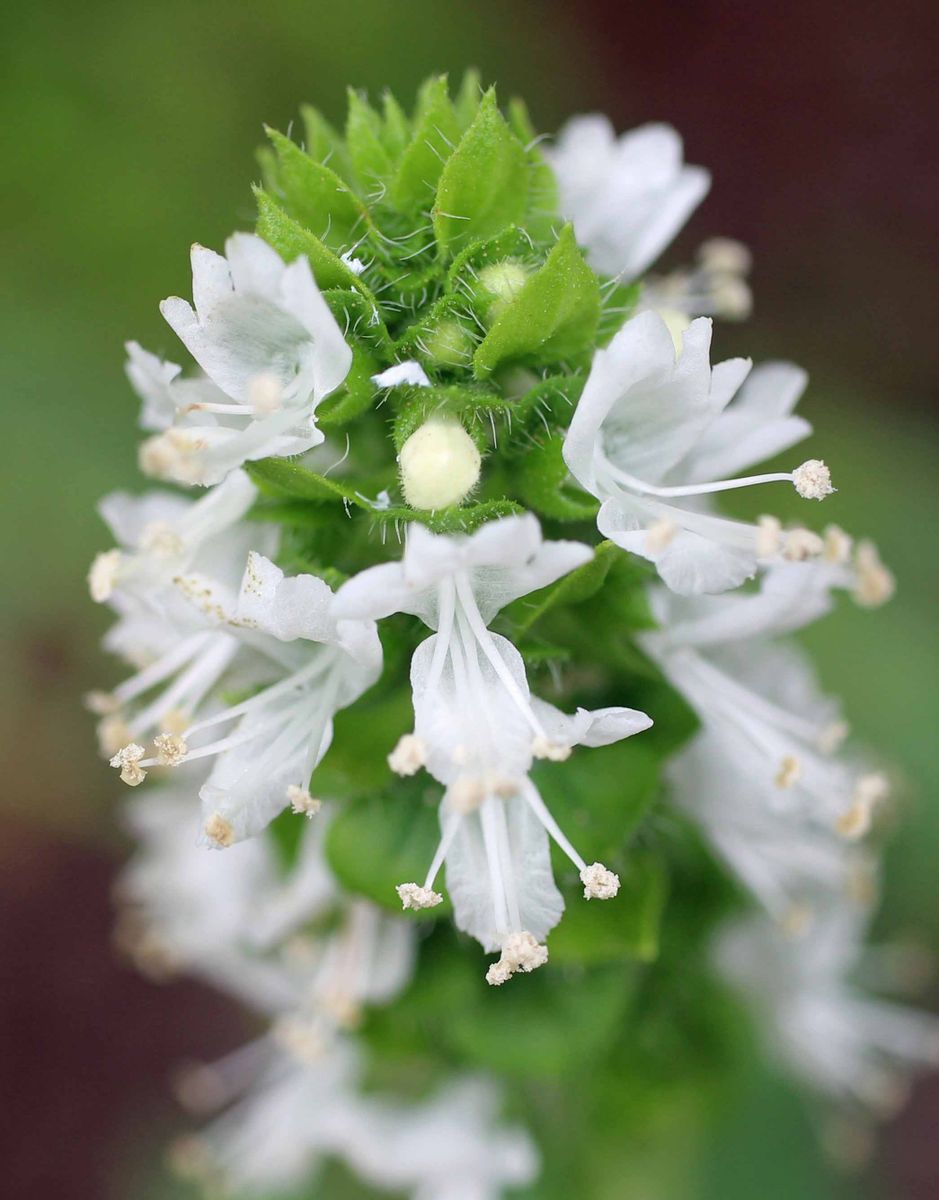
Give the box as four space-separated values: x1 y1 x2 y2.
775 754 802 789
287 785 322 818
486 930 549 986
387 733 426 776
817 720 850 754
792 459 835 500
396 882 443 911
85 689 118 715
853 540 895 608
756 515 783 557
580 862 620 900
139 521 184 557
531 735 572 762
645 517 678 552
823 524 853 565
783 528 824 562
88 549 122 602
109 742 148 786
698 237 753 276
203 811 235 849
153 732 188 766
247 370 284 414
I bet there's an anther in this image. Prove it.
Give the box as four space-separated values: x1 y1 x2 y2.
580 862 620 900
203 812 235 848
287 785 322 818
396 882 443 911
388 733 427 776
109 742 148 786
792 459 835 500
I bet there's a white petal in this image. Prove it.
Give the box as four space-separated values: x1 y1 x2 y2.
444 794 564 952
411 633 534 785
237 552 337 642
371 361 431 388
531 699 652 747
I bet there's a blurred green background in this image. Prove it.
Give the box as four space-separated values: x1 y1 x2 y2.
2 2 937 1197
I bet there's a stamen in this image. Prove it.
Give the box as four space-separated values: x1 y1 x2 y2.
791 459 835 500
485 931 548 986
817 720 850 754
89 550 122 602
531 736 571 762
756 515 783 557
396 882 443 910
287 785 321 817
836 774 888 839
388 733 426 776
154 732 188 766
109 742 148 786
823 524 853 565
775 755 802 789
139 521 184 557
853 541 895 608
783 528 824 561
98 715 133 756
449 776 487 812
580 862 620 900
203 812 235 848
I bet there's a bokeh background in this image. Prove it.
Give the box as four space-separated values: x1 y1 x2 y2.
2 2 937 1196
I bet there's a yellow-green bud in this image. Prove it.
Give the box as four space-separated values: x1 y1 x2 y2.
478 260 529 324
423 319 474 368
399 417 481 510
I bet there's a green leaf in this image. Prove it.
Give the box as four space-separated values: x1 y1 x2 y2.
380 90 411 161
549 850 669 965
325 783 449 915
454 68 483 129
246 457 371 505
433 89 529 255
391 75 460 211
300 104 352 179
254 188 364 292
346 89 394 190
264 129 370 249
511 432 599 521
474 224 601 377
507 96 561 245
316 343 379 428
533 739 664 860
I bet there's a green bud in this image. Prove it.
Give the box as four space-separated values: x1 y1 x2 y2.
423 319 475 367
477 260 529 324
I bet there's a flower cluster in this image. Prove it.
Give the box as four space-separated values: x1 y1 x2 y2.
89 75 935 1195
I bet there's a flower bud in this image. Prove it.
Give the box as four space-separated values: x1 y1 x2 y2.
477 260 529 323
423 319 474 367
398 417 481 510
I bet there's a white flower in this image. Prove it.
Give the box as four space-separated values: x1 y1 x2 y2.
547 116 710 280
644 576 891 918
176 1042 536 1200
115 552 383 846
563 311 833 594
132 234 352 485
88 473 276 753
117 777 337 1008
347 1078 538 1199
89 469 266 611
718 905 939 1115
335 516 651 977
